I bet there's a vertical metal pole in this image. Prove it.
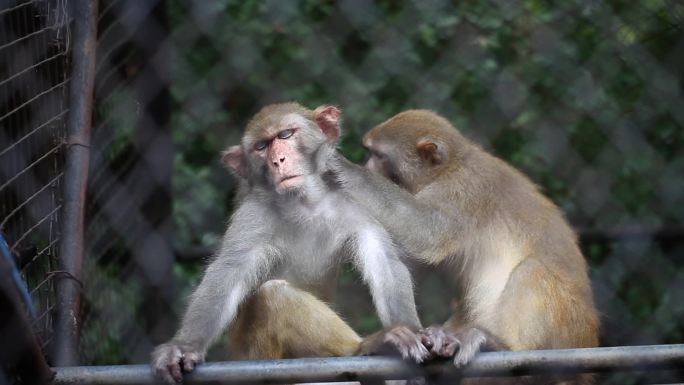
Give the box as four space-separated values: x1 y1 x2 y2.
53 0 98 367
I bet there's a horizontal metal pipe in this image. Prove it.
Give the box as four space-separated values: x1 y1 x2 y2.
53 344 684 384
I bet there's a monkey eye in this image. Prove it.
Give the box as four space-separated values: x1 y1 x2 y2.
277 129 294 139
254 140 269 151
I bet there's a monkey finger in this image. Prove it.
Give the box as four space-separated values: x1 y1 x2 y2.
439 335 460 357
158 369 177 385
419 326 448 357
453 352 472 368
381 326 426 363
152 344 184 383
181 358 193 373
452 341 480 368
452 328 488 367
401 335 430 363
418 328 437 347
399 328 429 362
409 341 430 363
420 333 434 349
168 363 183 383
182 351 203 372
152 364 172 385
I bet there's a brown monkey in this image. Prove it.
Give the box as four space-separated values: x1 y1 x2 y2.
333 110 599 383
152 103 427 384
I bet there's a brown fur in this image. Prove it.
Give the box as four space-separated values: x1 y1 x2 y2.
229 280 429 362
230 280 361 360
363 110 600 384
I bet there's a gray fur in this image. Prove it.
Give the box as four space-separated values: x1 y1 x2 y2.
152 104 421 383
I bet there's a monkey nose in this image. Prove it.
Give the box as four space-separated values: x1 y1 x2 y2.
272 157 285 167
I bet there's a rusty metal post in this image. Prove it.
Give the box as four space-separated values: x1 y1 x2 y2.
53 0 99 367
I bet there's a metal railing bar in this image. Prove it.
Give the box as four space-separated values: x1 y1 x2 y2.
52 344 684 384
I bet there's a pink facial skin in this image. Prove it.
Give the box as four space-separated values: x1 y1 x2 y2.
222 106 341 195
263 133 307 191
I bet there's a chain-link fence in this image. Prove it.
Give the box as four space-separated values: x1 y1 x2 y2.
1 0 683 384
0 0 71 354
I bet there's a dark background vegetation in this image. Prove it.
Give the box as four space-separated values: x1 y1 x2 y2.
1 1 683 384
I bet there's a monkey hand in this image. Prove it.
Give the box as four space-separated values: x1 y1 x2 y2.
418 326 460 358
151 341 205 384
380 326 431 363
419 327 489 368
449 327 488 367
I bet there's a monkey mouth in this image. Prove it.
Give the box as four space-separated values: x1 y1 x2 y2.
277 175 303 188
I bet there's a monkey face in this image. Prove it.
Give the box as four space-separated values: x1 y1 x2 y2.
363 110 453 193
363 138 405 187
362 125 425 191
249 114 316 193
223 103 341 195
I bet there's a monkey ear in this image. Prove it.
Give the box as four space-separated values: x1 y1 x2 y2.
313 105 341 143
221 145 247 178
417 138 446 165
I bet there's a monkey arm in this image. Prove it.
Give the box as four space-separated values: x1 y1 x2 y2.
152 221 279 384
353 228 422 329
333 155 463 263
171 251 275 351
171 201 281 352
152 196 288 384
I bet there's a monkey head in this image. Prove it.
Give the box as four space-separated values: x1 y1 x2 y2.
222 103 341 195
363 110 468 193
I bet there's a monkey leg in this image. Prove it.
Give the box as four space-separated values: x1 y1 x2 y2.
229 279 362 360
492 258 599 351
487 258 598 385
230 281 428 385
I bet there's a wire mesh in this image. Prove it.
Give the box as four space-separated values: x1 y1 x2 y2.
1 0 683 384
0 0 71 353
80 2 684 384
